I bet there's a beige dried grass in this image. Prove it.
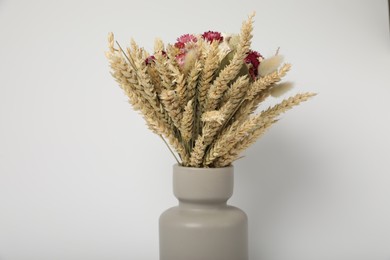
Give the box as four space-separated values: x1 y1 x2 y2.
213 119 277 167
106 14 315 168
181 99 194 142
205 13 254 112
107 34 185 163
198 41 220 112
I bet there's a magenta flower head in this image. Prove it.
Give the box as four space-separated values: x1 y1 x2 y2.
175 52 186 66
145 51 167 65
202 31 223 43
244 50 263 79
174 34 197 49
145 55 156 65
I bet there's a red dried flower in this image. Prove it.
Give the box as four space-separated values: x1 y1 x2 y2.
145 55 156 65
174 42 185 49
202 31 223 43
145 51 167 65
244 50 263 79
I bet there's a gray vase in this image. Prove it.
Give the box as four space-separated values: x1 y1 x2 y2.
159 164 248 260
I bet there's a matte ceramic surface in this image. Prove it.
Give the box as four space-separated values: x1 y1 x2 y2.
159 164 248 260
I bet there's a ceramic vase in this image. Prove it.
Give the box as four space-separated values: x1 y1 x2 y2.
159 164 248 260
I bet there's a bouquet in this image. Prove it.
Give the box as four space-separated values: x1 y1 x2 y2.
105 13 315 168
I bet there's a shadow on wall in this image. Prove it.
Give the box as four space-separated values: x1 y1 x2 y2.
232 130 326 258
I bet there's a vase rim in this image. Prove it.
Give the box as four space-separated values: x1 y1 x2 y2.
173 163 233 170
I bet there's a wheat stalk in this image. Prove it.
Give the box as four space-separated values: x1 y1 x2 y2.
106 13 315 167
211 92 316 166
181 99 194 143
107 34 185 163
204 13 254 112
198 41 220 112
213 119 277 167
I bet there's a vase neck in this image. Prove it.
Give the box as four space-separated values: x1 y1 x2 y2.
172 164 234 204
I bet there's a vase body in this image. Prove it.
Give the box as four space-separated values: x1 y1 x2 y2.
159 164 248 260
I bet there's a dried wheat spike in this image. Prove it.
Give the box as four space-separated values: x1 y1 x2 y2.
205 13 254 112
189 135 206 167
246 63 291 101
186 60 203 104
213 119 276 167
190 110 226 167
160 89 182 130
147 65 163 95
107 34 184 160
261 92 317 119
181 99 194 142
168 63 187 110
232 63 292 124
154 51 174 90
198 41 220 112
219 75 250 117
213 92 316 167
204 115 262 166
154 38 165 53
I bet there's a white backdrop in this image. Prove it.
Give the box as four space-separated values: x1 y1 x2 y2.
1 0 389 259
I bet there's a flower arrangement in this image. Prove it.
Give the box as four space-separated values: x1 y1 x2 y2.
106 13 315 168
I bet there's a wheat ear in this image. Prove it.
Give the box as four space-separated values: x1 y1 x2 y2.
107 33 184 163
204 13 254 112
198 41 220 112
232 63 291 124
181 99 194 143
213 92 316 167
213 119 277 167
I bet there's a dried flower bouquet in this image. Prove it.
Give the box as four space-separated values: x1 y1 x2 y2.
106 13 315 168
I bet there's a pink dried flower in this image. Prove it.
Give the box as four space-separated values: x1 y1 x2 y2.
175 52 186 66
202 31 223 43
244 50 263 79
175 34 197 49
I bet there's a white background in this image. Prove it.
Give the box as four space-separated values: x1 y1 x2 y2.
1 0 389 259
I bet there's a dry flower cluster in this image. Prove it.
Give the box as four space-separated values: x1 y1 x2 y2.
106 13 315 168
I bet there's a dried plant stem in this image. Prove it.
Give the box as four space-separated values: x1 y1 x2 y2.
159 135 181 165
